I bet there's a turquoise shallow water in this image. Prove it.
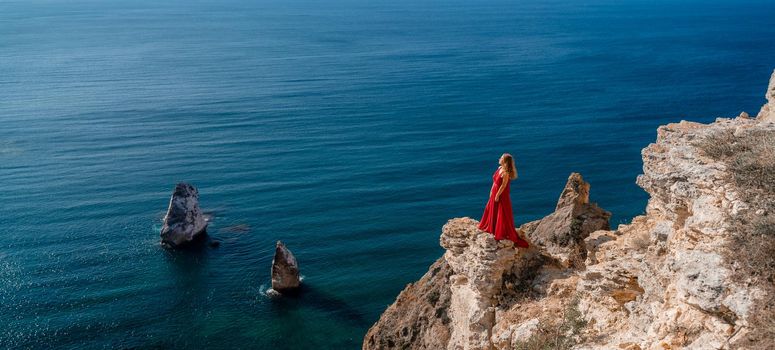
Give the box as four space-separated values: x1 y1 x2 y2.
1 0 774 348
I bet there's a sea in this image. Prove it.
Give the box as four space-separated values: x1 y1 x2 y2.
2 0 774 348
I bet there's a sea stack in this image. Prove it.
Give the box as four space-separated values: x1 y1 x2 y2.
271 241 301 293
160 183 208 247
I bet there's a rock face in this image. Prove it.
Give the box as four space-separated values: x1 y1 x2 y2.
364 72 775 350
363 258 454 349
756 69 775 122
160 183 208 247
440 218 521 350
364 174 609 350
271 241 301 293
527 173 611 267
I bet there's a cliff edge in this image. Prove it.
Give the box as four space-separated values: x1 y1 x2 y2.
364 71 775 350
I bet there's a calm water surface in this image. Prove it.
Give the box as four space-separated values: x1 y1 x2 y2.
2 0 774 348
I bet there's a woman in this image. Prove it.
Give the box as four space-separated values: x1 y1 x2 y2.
478 153 529 248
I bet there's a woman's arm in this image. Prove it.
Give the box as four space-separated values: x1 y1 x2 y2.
495 173 509 202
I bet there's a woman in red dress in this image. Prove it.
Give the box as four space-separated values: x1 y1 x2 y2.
478 153 529 248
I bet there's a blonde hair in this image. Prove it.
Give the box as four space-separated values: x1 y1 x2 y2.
501 153 518 180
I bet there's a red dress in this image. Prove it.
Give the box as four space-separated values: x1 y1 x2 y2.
478 168 529 247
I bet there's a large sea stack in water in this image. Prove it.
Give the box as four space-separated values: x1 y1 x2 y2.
271 241 301 293
160 183 208 247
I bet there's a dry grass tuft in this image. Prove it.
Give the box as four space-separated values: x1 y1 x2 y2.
512 297 588 350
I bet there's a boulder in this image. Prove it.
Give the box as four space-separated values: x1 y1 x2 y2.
160 183 208 247
525 173 611 267
271 241 301 293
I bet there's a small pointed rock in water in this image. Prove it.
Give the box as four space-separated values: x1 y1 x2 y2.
160 183 208 247
271 241 300 293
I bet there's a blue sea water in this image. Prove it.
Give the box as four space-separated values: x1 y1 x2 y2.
1 0 774 348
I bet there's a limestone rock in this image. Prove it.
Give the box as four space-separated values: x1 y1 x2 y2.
528 173 611 267
756 69 775 122
440 218 520 350
271 241 301 293
509 318 539 344
160 183 208 247
555 172 590 210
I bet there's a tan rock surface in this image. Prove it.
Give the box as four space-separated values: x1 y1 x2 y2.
528 173 611 268
756 69 775 122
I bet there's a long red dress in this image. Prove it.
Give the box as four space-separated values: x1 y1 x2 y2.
478 168 529 247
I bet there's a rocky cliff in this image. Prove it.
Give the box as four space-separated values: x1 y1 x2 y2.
364 71 775 350
756 69 775 122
